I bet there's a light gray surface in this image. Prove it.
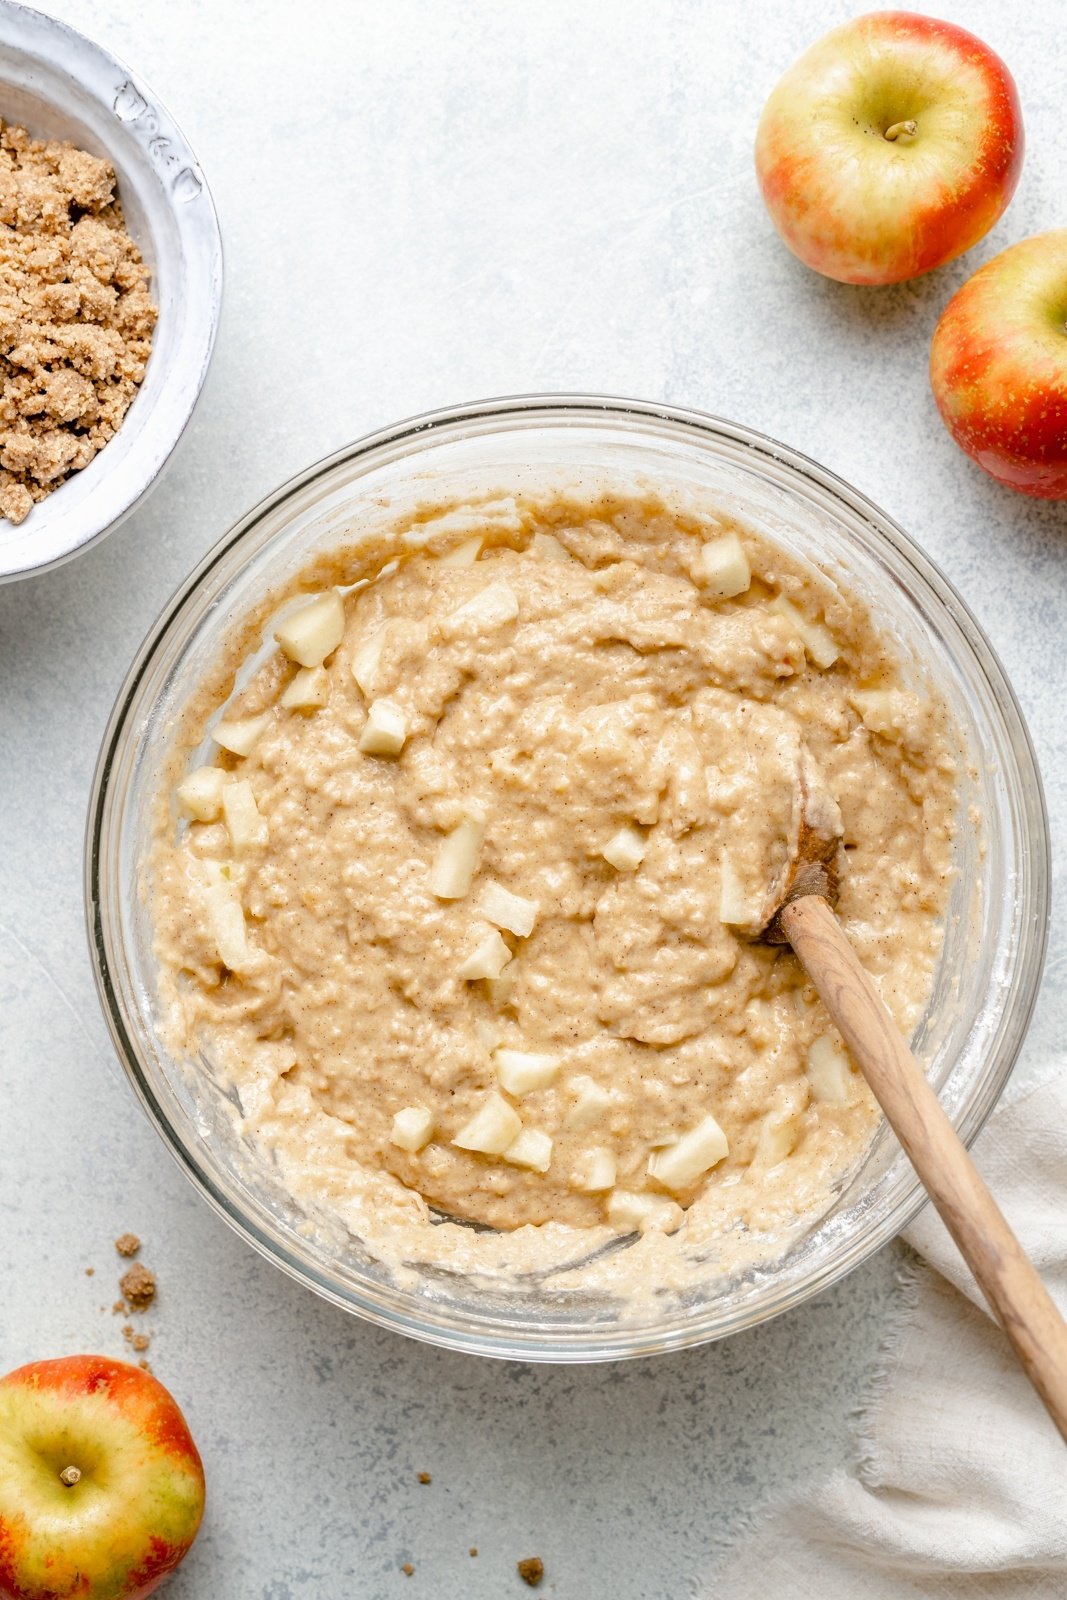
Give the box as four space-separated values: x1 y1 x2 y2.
1 2 1063 1595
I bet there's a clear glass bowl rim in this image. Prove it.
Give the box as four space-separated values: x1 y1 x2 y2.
85 393 1051 1362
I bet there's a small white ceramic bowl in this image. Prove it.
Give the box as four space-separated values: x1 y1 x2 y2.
0 0 222 582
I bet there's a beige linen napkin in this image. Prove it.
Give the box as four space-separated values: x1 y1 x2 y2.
718 1072 1067 1599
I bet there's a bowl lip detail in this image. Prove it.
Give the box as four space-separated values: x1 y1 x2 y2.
0 0 224 581
85 392 1051 1362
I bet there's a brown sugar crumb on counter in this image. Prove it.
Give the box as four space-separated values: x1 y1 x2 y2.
517 1557 544 1587
121 1324 151 1354
84 1267 94 1276
114 1233 141 1257
469 1547 478 1558
400 1563 414 1577
417 1471 432 1485
119 1262 156 1312
0 122 156 526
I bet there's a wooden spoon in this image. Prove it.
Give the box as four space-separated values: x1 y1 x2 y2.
761 771 1067 1446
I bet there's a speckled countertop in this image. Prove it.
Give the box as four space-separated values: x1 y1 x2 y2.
1 1 1063 1594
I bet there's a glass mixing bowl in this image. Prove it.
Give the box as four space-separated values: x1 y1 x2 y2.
86 396 1049 1361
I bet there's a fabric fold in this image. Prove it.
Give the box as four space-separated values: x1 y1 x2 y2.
717 1072 1067 1599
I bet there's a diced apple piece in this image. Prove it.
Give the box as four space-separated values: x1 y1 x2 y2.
647 1115 729 1191
275 591 345 668
176 766 225 822
605 1189 683 1234
456 928 512 981
281 666 330 710
849 689 918 742
564 1076 612 1131
440 581 519 638
718 852 750 926
452 1092 522 1156
571 1147 616 1192
770 595 838 669
203 880 251 972
503 1127 553 1172
753 1105 801 1170
351 624 389 698
601 825 646 872
390 1105 434 1153
494 1048 560 1095
696 533 750 599
485 969 515 1007
430 813 485 899
359 698 408 755
206 892 249 971
437 535 483 568
529 531 571 561
222 780 268 854
806 620 840 670
477 881 538 938
474 1017 505 1051
807 1034 855 1105
214 712 271 757
202 858 237 889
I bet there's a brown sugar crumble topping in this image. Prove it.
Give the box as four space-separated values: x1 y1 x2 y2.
0 122 155 525
417 1471 431 1485
119 1262 156 1312
114 1233 141 1257
517 1557 544 1588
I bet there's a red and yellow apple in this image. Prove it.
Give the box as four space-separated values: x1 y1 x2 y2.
0 1356 205 1600
930 230 1067 498
755 12 1024 285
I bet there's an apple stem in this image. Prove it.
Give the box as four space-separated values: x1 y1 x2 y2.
59 1466 82 1487
884 120 918 142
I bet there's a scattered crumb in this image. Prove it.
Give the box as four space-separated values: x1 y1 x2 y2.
138 1359 152 1372
119 1262 156 1312
518 1557 544 1588
417 1471 431 1485
0 124 156 525
400 1564 414 1577
85 1267 94 1277
469 1547 478 1558
105 1240 157 1361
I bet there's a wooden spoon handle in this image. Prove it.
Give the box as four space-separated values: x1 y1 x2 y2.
782 893 1067 1446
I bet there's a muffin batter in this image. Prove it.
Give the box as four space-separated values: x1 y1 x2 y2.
152 483 956 1260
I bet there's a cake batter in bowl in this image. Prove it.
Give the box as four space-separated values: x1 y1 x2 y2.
86 397 1048 1360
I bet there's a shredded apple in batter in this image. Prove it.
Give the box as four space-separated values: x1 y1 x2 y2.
152 482 956 1276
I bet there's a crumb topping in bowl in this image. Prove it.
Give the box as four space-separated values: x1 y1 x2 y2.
0 121 155 525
